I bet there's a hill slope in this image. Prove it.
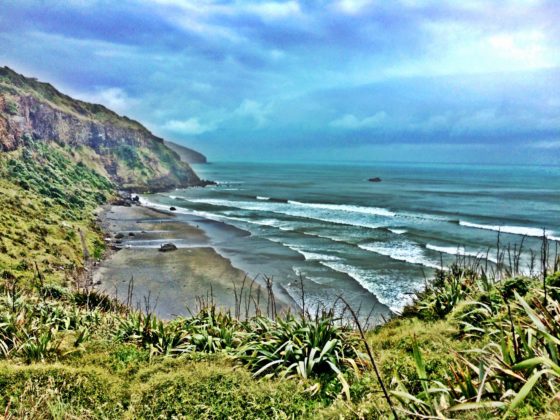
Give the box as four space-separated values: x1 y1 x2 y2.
0 66 206 191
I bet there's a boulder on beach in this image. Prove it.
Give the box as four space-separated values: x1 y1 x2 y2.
368 177 382 183
113 198 132 207
170 206 177 211
159 243 178 252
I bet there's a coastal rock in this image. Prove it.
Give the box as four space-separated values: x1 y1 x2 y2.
368 177 382 183
159 243 177 252
114 233 125 239
170 206 176 211
113 198 132 207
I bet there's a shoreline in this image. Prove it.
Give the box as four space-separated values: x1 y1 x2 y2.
134 194 395 324
92 200 293 319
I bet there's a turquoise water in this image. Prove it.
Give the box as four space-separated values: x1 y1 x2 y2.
144 161 560 313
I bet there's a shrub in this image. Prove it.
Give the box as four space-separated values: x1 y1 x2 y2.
129 361 318 419
500 276 530 300
0 363 125 418
5 99 18 115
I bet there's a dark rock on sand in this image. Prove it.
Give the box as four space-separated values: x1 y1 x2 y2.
159 243 178 252
113 199 132 207
170 207 177 211
368 177 382 182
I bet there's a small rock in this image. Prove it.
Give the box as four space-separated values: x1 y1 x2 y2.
159 243 177 252
170 206 177 211
128 232 135 237
368 177 382 183
115 233 125 239
113 199 132 207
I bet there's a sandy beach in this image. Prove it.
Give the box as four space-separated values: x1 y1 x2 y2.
93 204 290 319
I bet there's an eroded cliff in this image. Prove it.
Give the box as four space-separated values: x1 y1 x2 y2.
0 66 205 191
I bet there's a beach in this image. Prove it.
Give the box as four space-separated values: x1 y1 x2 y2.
93 203 290 319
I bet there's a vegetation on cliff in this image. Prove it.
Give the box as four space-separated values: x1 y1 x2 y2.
0 66 203 191
0 142 111 288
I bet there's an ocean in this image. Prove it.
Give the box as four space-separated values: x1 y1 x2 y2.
141 161 560 314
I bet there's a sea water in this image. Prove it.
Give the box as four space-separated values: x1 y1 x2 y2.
143 161 560 314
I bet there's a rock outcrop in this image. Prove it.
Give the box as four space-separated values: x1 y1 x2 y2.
0 66 207 191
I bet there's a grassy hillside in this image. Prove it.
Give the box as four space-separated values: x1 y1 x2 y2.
0 141 112 287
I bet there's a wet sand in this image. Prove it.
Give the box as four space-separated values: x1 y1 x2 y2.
93 204 289 319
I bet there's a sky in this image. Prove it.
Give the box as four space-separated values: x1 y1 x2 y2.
1 0 559 164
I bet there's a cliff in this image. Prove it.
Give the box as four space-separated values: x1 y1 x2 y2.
0 66 206 191
164 140 207 164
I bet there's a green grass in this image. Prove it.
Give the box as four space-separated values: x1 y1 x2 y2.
129 360 319 419
0 143 112 286
0 363 126 418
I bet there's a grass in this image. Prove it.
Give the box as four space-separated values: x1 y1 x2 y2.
0 143 112 287
129 360 319 419
0 363 126 418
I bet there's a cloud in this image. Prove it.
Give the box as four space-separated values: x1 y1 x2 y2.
530 140 560 149
147 0 302 21
162 118 217 135
335 0 373 14
244 1 302 20
234 99 273 127
73 87 135 114
330 112 387 130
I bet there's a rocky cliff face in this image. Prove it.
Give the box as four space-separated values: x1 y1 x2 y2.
0 66 206 191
